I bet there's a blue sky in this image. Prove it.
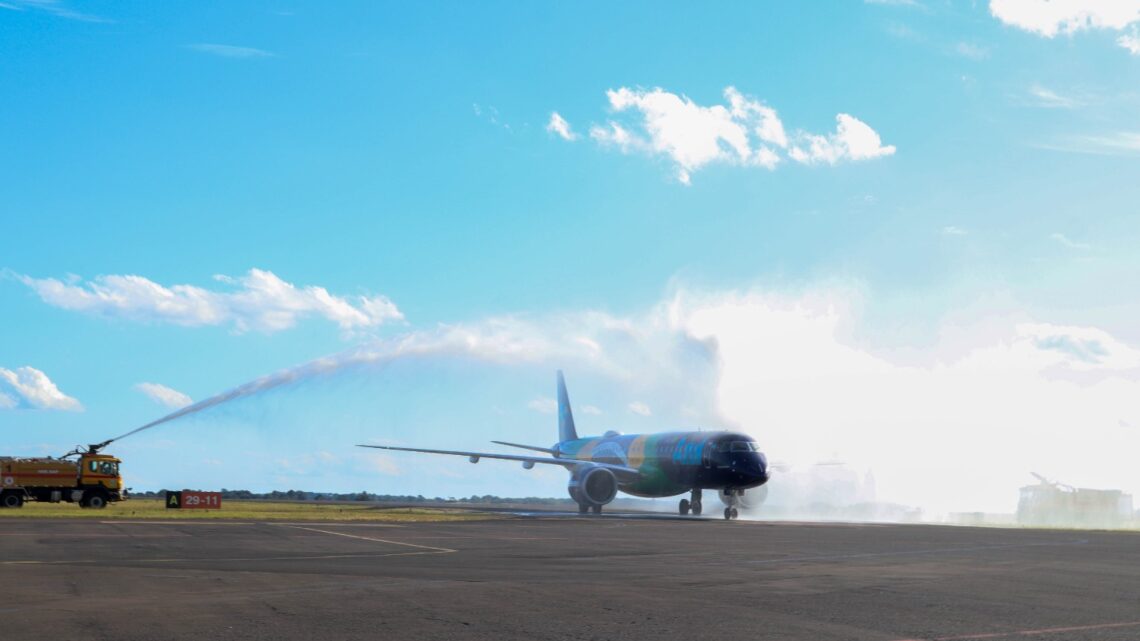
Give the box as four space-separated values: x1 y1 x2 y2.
2 1 1139 512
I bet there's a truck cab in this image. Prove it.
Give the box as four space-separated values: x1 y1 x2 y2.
78 454 124 496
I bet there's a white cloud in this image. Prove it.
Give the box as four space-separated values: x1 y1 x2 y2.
1037 131 1140 155
582 86 892 183
527 398 557 414
788 114 897 165
954 42 990 60
1120 28 1140 53
135 382 193 409
990 0 1140 53
187 44 274 59
363 452 401 476
0 0 111 22
580 405 603 415
0 366 82 411
1050 232 1092 250
1028 84 1085 109
546 112 577 141
628 401 652 416
941 226 968 236
16 268 403 333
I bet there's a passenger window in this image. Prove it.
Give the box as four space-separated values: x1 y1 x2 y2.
89 461 98 472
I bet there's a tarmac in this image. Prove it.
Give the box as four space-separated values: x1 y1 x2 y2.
2 512 1138 641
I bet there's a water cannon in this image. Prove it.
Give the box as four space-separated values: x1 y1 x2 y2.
87 439 114 455
60 439 115 459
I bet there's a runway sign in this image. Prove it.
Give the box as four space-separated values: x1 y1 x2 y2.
165 490 222 509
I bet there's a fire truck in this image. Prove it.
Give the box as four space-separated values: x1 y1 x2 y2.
0 443 125 509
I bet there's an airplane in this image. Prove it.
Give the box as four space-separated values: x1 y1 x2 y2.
357 371 769 520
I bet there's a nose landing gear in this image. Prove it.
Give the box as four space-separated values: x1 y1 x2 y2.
720 488 742 520
678 489 703 516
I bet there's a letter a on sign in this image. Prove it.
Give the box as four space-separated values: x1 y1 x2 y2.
166 491 181 509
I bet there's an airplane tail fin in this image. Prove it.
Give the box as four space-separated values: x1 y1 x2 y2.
557 370 578 443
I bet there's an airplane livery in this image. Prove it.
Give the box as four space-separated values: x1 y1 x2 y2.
359 371 769 519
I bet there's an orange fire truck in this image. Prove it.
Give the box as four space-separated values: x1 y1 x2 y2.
1 444 125 509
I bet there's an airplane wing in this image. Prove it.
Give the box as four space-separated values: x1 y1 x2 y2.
356 444 641 480
490 440 557 455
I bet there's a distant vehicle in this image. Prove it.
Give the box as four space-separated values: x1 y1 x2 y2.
359 371 769 520
1 443 125 509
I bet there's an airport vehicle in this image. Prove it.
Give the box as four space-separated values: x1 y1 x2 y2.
0 443 125 509
360 371 769 519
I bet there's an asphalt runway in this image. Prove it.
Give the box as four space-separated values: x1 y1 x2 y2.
2 514 1138 641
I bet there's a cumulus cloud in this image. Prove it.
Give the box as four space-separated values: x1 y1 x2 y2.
15 269 403 333
990 0 1140 54
583 86 892 184
135 382 193 409
0 366 82 411
545 112 577 141
788 114 897 165
187 43 274 58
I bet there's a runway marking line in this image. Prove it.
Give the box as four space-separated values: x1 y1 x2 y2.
99 521 258 525
0 551 449 566
0 533 188 538
0 522 455 565
892 619 1140 640
279 525 457 554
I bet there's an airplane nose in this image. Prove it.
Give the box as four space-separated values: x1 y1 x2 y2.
754 456 769 485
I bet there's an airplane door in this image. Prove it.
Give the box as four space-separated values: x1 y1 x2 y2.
701 442 712 468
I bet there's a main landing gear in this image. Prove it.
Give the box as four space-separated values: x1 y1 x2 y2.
578 503 603 515
679 489 703 516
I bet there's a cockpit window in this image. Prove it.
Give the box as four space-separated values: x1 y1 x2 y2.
718 440 760 452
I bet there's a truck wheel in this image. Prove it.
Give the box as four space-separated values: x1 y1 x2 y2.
85 493 108 509
1 492 24 508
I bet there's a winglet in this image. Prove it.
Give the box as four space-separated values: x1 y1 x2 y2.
557 370 578 443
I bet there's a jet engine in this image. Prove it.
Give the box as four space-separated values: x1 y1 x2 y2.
720 485 768 511
568 466 618 507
